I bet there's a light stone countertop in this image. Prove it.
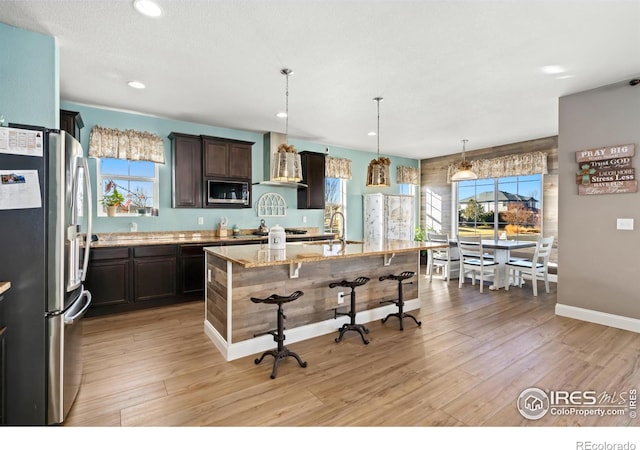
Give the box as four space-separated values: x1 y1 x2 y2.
0 281 10 295
89 228 335 248
204 240 448 268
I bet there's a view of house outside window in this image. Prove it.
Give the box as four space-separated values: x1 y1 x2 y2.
456 174 542 241
97 158 159 216
324 177 347 235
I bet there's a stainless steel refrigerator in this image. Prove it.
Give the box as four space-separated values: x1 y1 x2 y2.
0 124 92 425
363 193 415 241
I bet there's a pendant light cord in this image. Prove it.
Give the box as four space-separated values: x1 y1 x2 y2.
374 97 383 160
281 68 293 145
285 71 289 141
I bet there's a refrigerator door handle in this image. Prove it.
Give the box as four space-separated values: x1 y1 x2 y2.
64 288 92 325
80 157 93 282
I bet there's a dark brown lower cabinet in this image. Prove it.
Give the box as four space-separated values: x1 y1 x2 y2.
180 245 205 297
84 247 132 308
86 245 181 317
133 246 177 302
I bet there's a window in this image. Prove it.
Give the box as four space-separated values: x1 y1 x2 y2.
97 158 159 216
456 174 542 241
398 183 415 196
324 177 347 235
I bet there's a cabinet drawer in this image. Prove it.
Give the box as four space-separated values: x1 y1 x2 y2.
134 245 177 258
90 247 130 260
180 245 205 256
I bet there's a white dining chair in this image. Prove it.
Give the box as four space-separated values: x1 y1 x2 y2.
457 235 498 293
505 236 554 296
427 232 459 282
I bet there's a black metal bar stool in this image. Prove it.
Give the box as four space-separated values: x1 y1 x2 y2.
329 277 371 344
250 290 307 379
379 271 421 330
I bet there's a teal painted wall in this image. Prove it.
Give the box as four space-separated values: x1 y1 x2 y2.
63 102 419 240
0 22 57 128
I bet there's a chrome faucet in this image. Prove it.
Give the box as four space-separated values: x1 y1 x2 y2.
329 211 346 247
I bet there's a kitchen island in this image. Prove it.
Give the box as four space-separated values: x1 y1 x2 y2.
203 240 447 361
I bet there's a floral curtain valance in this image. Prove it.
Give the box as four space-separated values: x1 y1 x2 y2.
447 151 548 183
325 156 352 180
88 125 166 164
397 165 419 185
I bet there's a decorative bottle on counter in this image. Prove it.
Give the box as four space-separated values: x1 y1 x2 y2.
268 224 286 250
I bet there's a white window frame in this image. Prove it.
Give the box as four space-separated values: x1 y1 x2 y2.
96 158 160 217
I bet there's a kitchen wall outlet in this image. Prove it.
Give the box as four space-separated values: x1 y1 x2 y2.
337 291 344 304
129 222 137 232
198 217 204 225
207 269 212 283
303 215 307 224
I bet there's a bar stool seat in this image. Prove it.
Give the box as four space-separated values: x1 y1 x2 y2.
329 276 370 344
250 290 307 379
379 271 421 330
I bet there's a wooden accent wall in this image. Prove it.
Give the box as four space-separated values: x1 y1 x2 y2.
207 253 419 343
420 136 559 265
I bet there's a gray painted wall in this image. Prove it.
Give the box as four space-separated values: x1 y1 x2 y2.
558 79 640 319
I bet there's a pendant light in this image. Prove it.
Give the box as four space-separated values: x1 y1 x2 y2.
450 139 478 182
271 68 303 182
366 97 390 187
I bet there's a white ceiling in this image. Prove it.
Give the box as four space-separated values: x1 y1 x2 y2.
2 0 639 159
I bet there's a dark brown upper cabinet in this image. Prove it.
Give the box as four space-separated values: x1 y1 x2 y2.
170 132 203 208
203 136 252 179
59 109 84 141
170 132 253 208
297 151 326 209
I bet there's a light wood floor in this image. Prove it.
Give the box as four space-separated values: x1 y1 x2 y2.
65 274 640 427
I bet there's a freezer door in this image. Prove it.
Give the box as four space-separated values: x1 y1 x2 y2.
47 287 92 424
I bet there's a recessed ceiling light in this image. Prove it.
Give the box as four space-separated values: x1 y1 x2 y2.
276 112 287 118
541 65 565 75
127 81 146 89
133 0 162 17
368 131 377 136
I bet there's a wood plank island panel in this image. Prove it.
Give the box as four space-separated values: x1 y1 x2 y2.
203 241 440 360
205 256 228 338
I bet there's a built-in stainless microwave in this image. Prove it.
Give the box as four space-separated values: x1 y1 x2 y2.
207 179 250 206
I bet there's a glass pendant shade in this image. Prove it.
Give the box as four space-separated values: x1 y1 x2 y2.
271 151 302 182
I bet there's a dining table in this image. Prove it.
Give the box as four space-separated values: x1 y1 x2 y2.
436 239 537 290
479 239 537 290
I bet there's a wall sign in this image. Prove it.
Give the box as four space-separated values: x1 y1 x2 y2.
575 144 637 195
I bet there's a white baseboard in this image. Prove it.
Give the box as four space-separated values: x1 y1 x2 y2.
204 298 420 361
555 303 640 333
